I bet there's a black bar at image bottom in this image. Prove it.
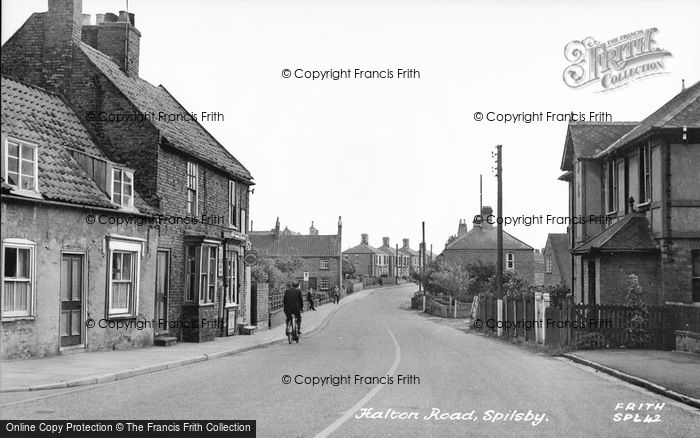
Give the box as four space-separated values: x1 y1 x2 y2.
1 420 256 437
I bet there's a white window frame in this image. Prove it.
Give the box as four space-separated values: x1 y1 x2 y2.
546 256 553 274
229 180 238 229
3 137 39 194
107 238 142 318
319 277 330 291
226 251 238 307
110 167 134 210
320 259 330 270
1 239 36 319
186 161 198 215
184 244 199 302
639 144 651 205
506 253 515 270
199 244 217 306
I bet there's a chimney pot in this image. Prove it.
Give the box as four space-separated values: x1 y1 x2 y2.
95 13 105 24
104 12 118 22
81 14 91 25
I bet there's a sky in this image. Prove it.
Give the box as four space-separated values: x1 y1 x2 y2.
3 0 699 254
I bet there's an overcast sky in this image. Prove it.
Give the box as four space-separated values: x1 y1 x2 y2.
3 0 699 254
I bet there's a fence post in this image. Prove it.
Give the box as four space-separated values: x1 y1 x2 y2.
543 292 550 345
535 292 542 344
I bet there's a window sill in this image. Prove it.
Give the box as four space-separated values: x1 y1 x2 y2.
2 315 36 322
6 188 43 200
605 210 617 216
225 303 239 309
106 314 137 320
636 202 651 211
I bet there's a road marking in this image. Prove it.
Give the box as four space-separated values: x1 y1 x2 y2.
313 323 401 438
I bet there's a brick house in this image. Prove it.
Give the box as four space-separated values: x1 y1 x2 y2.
377 237 401 277
1 77 159 359
559 81 700 305
343 234 382 277
2 0 255 343
249 218 343 292
543 233 571 289
441 206 535 283
399 238 420 275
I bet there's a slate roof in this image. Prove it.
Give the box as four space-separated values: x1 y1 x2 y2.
249 233 340 258
443 226 533 251
545 233 571 286
399 246 419 257
1 76 152 212
596 80 700 157
572 215 657 254
376 245 397 256
78 42 252 182
343 243 382 255
560 122 636 171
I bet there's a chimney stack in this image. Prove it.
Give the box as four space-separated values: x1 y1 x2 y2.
382 237 390 247
458 219 468 235
403 238 410 248
481 206 494 229
43 0 83 95
361 234 369 245
309 221 318 236
81 8 141 77
274 217 280 239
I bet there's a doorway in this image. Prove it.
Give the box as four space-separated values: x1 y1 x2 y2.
60 253 84 347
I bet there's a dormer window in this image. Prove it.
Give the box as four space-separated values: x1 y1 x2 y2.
111 168 134 209
4 138 38 193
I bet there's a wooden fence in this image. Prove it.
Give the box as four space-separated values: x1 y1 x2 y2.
471 293 699 351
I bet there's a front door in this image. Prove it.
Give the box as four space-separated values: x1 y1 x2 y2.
60 254 83 347
309 277 317 291
155 250 169 334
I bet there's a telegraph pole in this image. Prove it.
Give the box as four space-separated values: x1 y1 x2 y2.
495 145 503 299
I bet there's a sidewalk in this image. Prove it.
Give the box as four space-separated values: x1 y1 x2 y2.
565 349 700 409
0 287 380 393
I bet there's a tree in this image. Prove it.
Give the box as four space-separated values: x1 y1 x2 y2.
342 259 356 279
625 274 650 347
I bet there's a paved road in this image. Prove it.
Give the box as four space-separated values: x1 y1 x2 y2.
1 284 699 437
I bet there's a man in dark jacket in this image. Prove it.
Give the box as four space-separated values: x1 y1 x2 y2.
307 288 316 311
283 282 304 333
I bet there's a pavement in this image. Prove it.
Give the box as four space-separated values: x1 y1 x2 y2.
564 349 700 409
0 286 380 393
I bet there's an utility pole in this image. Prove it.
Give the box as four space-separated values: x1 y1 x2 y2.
495 145 504 336
395 244 399 279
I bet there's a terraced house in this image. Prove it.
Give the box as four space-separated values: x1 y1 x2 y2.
559 81 700 305
2 0 254 351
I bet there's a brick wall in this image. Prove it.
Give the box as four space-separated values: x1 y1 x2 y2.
255 283 269 330
660 239 695 303
1 200 157 359
598 252 661 305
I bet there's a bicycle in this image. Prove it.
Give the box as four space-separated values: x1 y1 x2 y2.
286 316 300 344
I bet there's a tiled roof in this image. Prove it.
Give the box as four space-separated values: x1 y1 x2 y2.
573 215 657 254
249 233 340 258
561 122 636 170
597 80 700 157
343 243 381 255
545 233 571 286
1 76 151 212
443 226 533 251
78 42 252 182
399 246 419 256
376 245 397 256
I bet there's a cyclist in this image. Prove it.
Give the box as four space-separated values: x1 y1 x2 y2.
283 281 304 334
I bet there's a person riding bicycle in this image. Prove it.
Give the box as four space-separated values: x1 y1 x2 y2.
283 281 304 334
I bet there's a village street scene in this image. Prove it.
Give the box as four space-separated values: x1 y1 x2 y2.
1 0 699 437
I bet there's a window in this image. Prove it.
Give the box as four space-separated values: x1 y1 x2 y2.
319 277 330 291
606 160 617 213
185 245 198 302
107 238 142 317
693 250 700 303
111 168 134 209
506 253 515 270
229 180 238 228
226 251 238 306
4 138 38 193
639 145 651 204
186 162 198 215
320 259 330 270
2 240 35 318
200 245 217 305
546 256 553 274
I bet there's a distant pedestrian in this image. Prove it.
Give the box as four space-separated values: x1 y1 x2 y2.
332 286 340 304
307 289 316 311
